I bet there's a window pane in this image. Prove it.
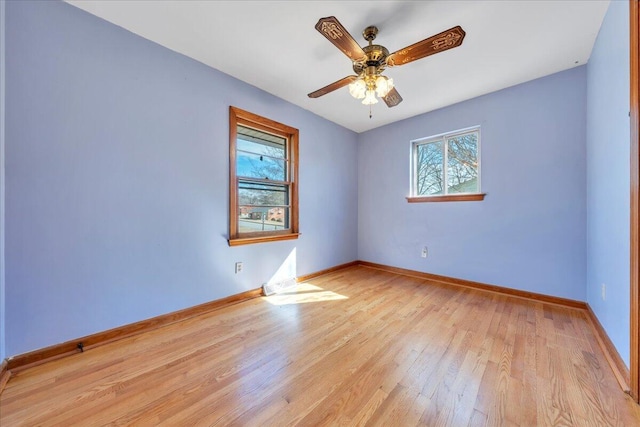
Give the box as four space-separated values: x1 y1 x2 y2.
237 138 286 159
446 132 478 194
238 181 288 206
416 141 444 195
237 125 286 159
238 207 290 233
237 151 286 181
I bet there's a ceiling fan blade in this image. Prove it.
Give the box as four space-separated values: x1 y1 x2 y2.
386 26 466 67
315 16 367 62
308 75 358 98
383 87 403 107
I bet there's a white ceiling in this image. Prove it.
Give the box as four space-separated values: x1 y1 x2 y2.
66 0 610 133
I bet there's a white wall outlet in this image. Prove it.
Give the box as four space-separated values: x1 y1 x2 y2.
421 246 428 258
235 262 243 274
601 283 606 301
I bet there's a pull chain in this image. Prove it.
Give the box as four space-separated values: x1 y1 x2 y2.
369 104 372 119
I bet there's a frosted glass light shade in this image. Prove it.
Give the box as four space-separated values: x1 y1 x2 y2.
362 89 379 105
375 76 394 97
348 79 366 99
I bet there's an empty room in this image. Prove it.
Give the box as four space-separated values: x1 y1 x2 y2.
2 0 640 425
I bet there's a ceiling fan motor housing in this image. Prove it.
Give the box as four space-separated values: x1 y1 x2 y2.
353 44 389 74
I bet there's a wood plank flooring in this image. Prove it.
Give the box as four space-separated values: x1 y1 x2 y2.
1 266 640 426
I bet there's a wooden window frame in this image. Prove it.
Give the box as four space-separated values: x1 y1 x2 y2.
228 107 299 246
407 126 485 203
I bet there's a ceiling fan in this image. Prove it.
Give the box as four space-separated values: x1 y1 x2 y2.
308 16 466 116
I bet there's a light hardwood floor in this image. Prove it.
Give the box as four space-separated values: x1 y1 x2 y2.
2 266 640 426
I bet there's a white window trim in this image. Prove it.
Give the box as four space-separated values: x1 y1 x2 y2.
409 126 484 202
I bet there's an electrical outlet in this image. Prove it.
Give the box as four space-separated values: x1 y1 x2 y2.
421 246 428 258
235 262 243 274
601 283 606 301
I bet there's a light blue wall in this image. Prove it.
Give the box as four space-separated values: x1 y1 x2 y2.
358 66 587 301
4 0 358 356
586 1 630 367
1 0 6 361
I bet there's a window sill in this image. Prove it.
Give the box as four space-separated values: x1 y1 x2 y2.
228 233 301 246
406 193 486 203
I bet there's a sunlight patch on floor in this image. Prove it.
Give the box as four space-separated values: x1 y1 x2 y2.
265 283 348 306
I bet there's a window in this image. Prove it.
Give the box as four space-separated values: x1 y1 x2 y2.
229 107 299 245
408 126 485 203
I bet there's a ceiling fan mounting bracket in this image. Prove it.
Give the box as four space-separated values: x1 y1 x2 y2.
363 26 378 43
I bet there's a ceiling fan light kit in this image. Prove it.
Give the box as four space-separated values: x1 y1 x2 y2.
348 72 394 104
308 16 465 117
